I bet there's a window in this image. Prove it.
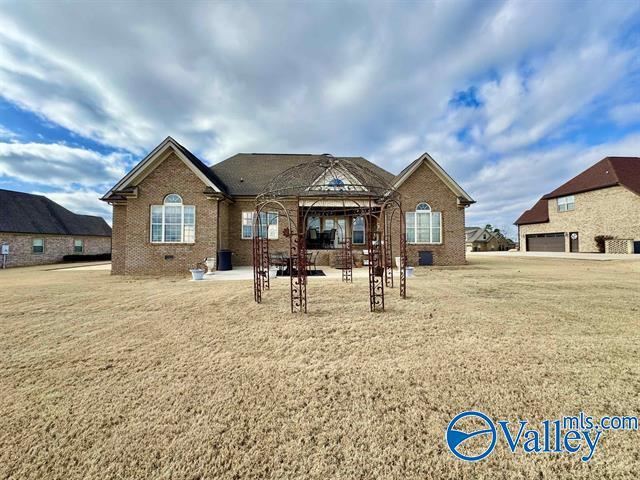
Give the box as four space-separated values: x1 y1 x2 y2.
32 238 44 254
241 211 278 239
352 216 365 244
74 239 84 253
557 195 575 212
150 194 196 243
405 202 442 244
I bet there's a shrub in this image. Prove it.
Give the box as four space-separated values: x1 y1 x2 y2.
62 253 111 262
594 235 614 253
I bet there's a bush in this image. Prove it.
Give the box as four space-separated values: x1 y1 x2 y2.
594 235 614 253
63 253 111 262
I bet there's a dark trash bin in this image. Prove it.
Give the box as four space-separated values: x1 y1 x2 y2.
418 251 433 266
217 249 233 271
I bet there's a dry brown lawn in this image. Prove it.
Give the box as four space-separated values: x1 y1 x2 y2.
1 256 639 479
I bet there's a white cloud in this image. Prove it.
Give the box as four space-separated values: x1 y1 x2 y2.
0 142 129 187
0 0 637 231
0 125 18 140
609 102 640 126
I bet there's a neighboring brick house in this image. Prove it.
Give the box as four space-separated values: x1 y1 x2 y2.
515 157 640 253
0 189 112 268
465 226 515 252
102 137 474 275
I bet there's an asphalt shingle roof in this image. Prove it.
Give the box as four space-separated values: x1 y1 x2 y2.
515 157 640 225
210 153 395 196
0 189 112 236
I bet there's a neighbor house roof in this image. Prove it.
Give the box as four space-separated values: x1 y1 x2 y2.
465 226 490 243
514 198 550 225
543 156 640 199
515 157 640 225
0 189 112 236
210 153 395 196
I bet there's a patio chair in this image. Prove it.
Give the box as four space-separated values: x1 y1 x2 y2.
306 251 318 271
323 229 337 248
307 228 321 249
269 251 288 274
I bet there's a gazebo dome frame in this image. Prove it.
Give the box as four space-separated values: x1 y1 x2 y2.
252 155 407 313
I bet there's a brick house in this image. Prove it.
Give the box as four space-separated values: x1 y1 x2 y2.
0 189 112 268
101 137 474 275
515 157 640 253
465 226 515 252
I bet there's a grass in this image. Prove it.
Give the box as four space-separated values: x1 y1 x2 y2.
1 256 639 479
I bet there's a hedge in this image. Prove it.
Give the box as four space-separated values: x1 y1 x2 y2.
62 253 112 262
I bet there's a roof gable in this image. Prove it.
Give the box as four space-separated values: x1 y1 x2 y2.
102 137 226 201
393 153 475 205
0 189 112 236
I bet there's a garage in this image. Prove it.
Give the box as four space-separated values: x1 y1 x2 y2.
526 233 565 252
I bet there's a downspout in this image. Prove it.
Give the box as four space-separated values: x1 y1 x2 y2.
216 199 220 253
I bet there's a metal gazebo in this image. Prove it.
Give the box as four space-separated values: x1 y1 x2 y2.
252 154 407 313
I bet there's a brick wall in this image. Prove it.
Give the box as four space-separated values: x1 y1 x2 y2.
111 205 127 274
519 186 640 252
110 153 469 272
0 232 111 268
227 198 297 266
390 162 467 266
112 151 219 275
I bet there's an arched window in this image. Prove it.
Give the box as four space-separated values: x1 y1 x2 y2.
151 194 196 243
406 202 441 244
164 194 183 204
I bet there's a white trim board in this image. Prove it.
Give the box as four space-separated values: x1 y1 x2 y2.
394 153 474 204
102 137 221 200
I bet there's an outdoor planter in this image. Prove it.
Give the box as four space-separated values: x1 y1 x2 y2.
406 266 414 277
205 257 216 274
190 268 205 281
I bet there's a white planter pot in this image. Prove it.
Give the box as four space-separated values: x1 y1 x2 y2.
190 268 205 281
395 256 402 268
406 266 414 277
205 258 216 274
269 267 278 279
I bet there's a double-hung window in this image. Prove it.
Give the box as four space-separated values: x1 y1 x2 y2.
241 211 278 239
557 195 575 212
74 239 84 253
32 238 44 254
352 216 365 244
150 194 196 243
405 202 441 244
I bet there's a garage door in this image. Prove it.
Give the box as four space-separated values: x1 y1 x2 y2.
526 233 565 252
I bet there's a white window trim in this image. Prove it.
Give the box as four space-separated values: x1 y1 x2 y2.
557 195 575 212
352 216 366 245
74 239 84 253
32 238 45 254
242 211 279 240
406 204 442 245
150 202 196 244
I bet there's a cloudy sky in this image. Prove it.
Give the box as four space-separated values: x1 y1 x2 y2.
1 1 639 236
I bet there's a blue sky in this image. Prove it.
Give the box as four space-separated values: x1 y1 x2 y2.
1 0 639 237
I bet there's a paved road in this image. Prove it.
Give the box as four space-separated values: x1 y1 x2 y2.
467 251 640 261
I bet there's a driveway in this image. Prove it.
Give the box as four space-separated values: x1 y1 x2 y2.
467 251 640 261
